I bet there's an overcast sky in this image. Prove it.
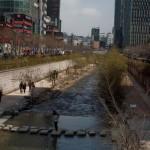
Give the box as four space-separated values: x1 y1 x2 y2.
60 0 115 36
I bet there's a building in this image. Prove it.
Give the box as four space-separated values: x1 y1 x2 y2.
0 0 39 35
114 0 150 48
47 0 61 31
106 33 113 48
114 0 123 48
91 28 100 49
100 33 107 48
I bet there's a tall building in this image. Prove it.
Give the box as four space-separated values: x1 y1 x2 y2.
0 0 37 34
106 33 113 47
114 0 123 48
37 0 48 35
47 0 61 31
114 0 150 48
91 28 100 49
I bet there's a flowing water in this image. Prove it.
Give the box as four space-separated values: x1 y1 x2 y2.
0 73 115 150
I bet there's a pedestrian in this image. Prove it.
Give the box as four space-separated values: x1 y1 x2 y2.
22 82 26 93
28 80 32 92
0 89 3 103
52 110 59 131
31 82 35 88
19 81 23 93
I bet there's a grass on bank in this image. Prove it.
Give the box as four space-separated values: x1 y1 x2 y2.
97 49 127 110
0 52 102 71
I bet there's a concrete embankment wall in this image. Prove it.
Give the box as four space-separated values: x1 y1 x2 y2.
0 60 73 94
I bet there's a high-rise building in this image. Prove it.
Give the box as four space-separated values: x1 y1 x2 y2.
114 0 123 48
114 0 150 48
0 0 38 34
47 0 61 31
91 28 100 49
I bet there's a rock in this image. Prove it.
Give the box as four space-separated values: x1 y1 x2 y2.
0 124 5 128
39 130 49 135
100 130 107 137
14 111 19 116
64 131 75 137
7 125 13 128
24 96 31 99
88 130 96 136
3 126 11 131
30 128 39 134
51 130 62 137
18 126 30 133
77 130 87 137
11 127 19 132
48 127 53 132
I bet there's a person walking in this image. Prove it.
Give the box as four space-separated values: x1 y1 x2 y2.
31 82 35 88
23 82 26 93
28 80 32 92
52 110 59 131
19 81 23 93
0 89 3 103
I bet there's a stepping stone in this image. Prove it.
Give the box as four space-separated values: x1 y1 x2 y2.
100 130 107 137
18 126 30 133
39 130 49 135
51 130 62 137
0 124 5 128
48 127 53 132
30 128 39 134
64 131 75 137
11 127 19 132
3 126 11 131
77 130 87 137
88 131 96 136
3 116 12 120
7 125 13 128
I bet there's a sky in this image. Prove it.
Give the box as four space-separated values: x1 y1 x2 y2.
60 0 115 36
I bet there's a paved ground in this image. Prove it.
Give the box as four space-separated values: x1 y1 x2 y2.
0 79 51 115
123 74 150 149
124 74 150 116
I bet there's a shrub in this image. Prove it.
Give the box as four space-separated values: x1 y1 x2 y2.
98 50 127 111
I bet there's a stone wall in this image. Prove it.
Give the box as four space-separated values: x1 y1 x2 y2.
0 60 73 94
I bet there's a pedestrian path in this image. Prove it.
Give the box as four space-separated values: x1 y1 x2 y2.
0 78 52 116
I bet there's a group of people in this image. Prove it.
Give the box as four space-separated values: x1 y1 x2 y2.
19 80 35 93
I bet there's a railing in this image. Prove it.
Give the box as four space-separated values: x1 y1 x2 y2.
128 59 150 94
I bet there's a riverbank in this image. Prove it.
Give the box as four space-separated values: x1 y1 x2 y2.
0 64 95 119
102 73 150 149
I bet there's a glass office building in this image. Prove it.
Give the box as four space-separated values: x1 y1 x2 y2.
114 0 150 47
0 0 31 16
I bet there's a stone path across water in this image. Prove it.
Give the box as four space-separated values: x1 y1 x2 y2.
0 123 109 138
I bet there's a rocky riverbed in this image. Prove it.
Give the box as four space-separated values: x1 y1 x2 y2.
0 68 116 150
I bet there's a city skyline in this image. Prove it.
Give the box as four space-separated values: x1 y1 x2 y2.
60 0 115 36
